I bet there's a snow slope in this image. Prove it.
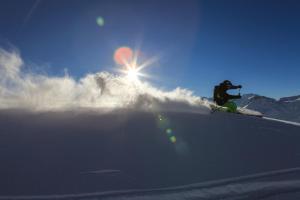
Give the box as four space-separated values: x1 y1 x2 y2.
0 109 300 199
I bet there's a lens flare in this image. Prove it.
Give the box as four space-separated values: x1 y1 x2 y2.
156 114 178 144
157 114 170 130
114 47 133 65
96 17 105 27
170 136 177 143
166 128 172 135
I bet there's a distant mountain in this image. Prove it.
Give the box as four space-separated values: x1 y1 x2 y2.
279 95 300 103
234 94 300 122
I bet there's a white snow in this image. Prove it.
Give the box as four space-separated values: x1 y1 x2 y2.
0 48 210 113
237 107 263 117
263 117 300 127
248 95 256 100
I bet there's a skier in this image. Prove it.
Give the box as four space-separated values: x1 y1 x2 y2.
213 80 242 112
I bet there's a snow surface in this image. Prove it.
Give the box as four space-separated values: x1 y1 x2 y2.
1 179 300 200
0 109 300 199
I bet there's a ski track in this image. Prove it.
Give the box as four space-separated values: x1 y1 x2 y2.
263 117 300 127
80 169 121 175
1 167 300 200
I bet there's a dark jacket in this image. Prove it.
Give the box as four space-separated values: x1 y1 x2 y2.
213 84 241 106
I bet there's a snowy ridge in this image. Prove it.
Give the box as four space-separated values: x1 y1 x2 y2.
1 167 300 200
279 95 300 103
283 99 300 103
236 94 300 123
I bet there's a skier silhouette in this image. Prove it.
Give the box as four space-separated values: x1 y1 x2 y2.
213 80 242 112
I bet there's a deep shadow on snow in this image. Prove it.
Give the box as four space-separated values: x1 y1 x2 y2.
0 109 300 199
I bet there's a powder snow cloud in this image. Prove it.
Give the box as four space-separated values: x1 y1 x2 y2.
0 48 210 113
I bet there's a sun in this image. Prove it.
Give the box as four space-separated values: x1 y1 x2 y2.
114 46 158 81
117 61 143 81
123 63 145 81
127 67 139 80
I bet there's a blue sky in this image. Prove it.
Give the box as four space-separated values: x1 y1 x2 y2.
0 0 299 98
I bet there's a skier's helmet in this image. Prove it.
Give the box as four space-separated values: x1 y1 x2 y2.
222 80 232 86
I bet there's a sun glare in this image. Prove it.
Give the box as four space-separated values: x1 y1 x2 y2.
114 46 158 82
127 68 138 80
